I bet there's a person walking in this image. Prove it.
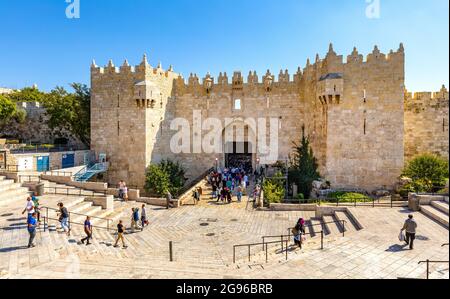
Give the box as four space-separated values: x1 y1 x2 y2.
236 185 243 203
27 212 38 248
22 196 35 217
80 216 93 245
114 220 127 248
166 191 173 209
118 180 126 199
131 208 141 232
401 214 417 250
57 203 70 236
141 204 148 229
31 193 41 224
293 218 306 247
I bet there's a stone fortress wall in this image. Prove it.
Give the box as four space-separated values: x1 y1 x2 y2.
404 86 449 161
90 43 449 192
0 101 85 148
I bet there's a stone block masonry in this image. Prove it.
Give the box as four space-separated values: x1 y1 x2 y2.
90 43 449 192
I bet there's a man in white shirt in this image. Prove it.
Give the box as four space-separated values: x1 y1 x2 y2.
22 196 35 216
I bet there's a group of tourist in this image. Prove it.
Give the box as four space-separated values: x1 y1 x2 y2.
208 167 250 204
21 177 418 252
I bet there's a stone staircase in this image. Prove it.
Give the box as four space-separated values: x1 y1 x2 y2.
0 175 32 206
232 211 362 266
420 197 449 228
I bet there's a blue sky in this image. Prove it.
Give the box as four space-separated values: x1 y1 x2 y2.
0 0 448 92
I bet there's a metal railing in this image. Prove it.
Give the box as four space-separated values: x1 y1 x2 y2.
10 144 88 154
19 175 41 183
41 206 113 233
1 165 19 172
262 230 324 252
292 196 408 209
233 239 289 264
177 167 215 199
43 170 73 177
418 260 450 279
287 219 347 238
43 186 107 196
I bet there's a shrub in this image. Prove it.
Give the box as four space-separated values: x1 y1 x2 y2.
402 154 449 193
145 164 170 196
327 191 369 203
263 171 286 203
144 160 187 197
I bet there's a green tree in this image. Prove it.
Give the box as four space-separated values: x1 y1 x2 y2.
7 87 46 103
44 83 91 146
402 153 449 192
263 171 286 203
145 160 187 196
145 164 171 196
0 95 26 129
289 125 320 199
159 159 187 195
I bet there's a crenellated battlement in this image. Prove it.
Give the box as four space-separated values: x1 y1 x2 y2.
90 54 178 81
405 85 449 102
171 43 405 97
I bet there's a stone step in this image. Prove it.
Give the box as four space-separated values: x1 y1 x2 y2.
334 211 359 233
322 215 343 236
444 197 449 204
307 218 325 237
0 188 31 204
431 200 449 215
420 205 449 228
0 178 16 187
0 182 22 192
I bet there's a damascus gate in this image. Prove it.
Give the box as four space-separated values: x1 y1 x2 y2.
90 43 449 191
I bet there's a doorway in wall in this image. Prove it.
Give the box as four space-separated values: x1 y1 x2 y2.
224 142 253 172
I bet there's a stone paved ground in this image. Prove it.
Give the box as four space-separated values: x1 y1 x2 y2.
0 190 448 279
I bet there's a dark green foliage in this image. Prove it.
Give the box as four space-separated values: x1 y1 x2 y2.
4 84 91 147
288 126 320 199
145 160 187 196
262 171 286 203
0 95 26 129
401 153 449 193
45 83 91 147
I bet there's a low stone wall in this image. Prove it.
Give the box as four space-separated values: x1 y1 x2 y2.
137 197 180 208
106 188 140 201
408 193 447 209
41 174 108 192
0 171 19 182
85 195 114 210
269 203 317 211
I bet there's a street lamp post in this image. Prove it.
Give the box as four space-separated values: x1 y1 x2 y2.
285 157 289 200
215 158 218 172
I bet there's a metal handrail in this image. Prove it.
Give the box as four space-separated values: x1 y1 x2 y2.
44 170 73 177
2 165 19 172
41 206 113 232
233 239 289 264
262 230 324 251
418 260 450 279
43 186 107 196
42 216 114 233
287 219 347 238
291 196 408 209
177 167 214 198
19 175 41 183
